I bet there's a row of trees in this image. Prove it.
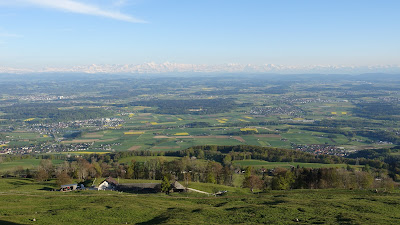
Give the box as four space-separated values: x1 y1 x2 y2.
243 166 395 192
2 145 398 191
28 154 396 192
30 156 235 187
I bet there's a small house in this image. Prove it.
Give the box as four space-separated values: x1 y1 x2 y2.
98 177 119 191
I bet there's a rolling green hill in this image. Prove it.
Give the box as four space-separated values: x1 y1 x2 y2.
0 178 400 224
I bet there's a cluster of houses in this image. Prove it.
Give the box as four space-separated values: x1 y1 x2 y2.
59 177 186 193
295 144 348 156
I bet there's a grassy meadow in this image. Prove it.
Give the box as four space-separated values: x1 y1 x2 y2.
232 160 363 170
0 159 64 172
0 178 400 224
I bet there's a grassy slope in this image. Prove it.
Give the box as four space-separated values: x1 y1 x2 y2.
0 159 64 172
0 178 400 224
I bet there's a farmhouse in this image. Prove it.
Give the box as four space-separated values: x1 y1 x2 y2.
72 176 188 193
98 177 119 191
95 177 186 193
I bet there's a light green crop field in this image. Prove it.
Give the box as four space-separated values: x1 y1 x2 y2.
232 160 363 169
0 159 64 172
117 156 180 164
0 178 400 224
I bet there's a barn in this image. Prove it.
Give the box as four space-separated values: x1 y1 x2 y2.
97 177 119 191
117 183 161 193
95 177 186 193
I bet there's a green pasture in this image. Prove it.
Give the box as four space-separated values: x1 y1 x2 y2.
281 131 335 145
232 160 362 169
175 137 243 148
2 132 52 142
187 181 250 195
118 156 180 164
0 159 64 172
0 178 400 224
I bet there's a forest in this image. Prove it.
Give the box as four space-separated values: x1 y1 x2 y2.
353 102 400 120
0 103 111 122
127 98 238 115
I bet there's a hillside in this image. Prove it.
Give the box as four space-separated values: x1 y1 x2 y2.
1 178 400 224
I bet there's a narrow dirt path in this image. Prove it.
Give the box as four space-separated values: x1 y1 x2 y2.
186 188 211 195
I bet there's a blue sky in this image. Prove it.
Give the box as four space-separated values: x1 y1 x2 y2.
0 0 399 69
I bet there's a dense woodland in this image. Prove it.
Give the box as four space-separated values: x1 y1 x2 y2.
0 103 111 122
353 102 400 120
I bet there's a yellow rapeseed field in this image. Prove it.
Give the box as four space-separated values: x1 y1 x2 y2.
216 118 228 123
240 128 258 132
68 151 109 155
174 132 189 136
124 131 145 135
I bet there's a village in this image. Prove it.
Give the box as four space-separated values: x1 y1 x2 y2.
294 144 348 156
25 117 125 135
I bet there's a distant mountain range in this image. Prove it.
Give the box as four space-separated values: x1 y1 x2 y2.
1 62 400 74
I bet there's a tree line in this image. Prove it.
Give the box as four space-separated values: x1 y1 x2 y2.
21 155 396 192
166 145 387 169
243 166 395 192
1 145 398 192
1 103 111 122
125 98 237 115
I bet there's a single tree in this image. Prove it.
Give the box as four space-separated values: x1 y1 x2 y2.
243 175 263 192
35 168 49 182
56 171 73 186
161 176 171 194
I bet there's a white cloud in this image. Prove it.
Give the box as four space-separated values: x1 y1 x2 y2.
17 0 146 23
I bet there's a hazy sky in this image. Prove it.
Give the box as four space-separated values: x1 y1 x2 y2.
0 0 399 68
